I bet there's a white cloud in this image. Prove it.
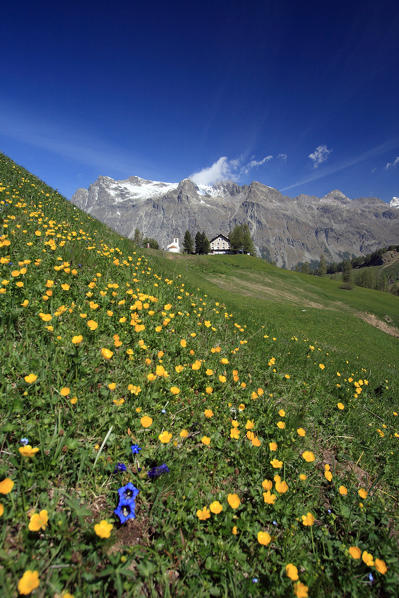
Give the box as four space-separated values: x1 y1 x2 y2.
190 157 236 185
190 153 276 185
278 153 287 160
385 156 399 169
241 155 273 174
308 145 332 168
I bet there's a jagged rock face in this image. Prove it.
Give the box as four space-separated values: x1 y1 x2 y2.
71 176 399 268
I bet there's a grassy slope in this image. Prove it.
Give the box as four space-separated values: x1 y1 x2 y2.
1 153 399 597
147 252 399 384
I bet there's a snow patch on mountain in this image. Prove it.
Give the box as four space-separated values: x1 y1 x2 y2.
103 176 178 203
390 197 399 209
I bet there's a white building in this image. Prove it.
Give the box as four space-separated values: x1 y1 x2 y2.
209 234 230 254
166 237 180 253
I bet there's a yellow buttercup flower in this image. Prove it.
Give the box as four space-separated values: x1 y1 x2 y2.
60 387 70 396
285 563 299 581
170 386 180 395
101 348 113 360
230 428 240 439
301 512 315 526
18 570 40 595
0 478 14 494
196 506 211 520
201 436 211 446
204 409 214 418
257 531 271 545
180 429 189 439
262 479 272 490
94 520 113 538
209 501 223 514
159 431 172 444
269 441 277 451
339 485 347 495
263 490 277 505
362 551 374 567
297 428 306 437
227 494 240 509
140 416 153 428
374 558 388 574
294 581 308 598
28 509 48 531
72 335 83 344
19 445 39 457
302 450 315 462
270 458 283 469
275 480 288 493
87 320 98 330
24 373 37 384
349 546 361 559
358 488 368 499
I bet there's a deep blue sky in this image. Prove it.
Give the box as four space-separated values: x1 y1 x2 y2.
1 0 398 202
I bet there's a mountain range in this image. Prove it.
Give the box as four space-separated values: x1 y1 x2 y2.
71 176 399 268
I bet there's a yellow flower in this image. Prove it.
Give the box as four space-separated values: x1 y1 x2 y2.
285 563 299 581
270 458 283 469
374 558 387 574
180 429 189 439
192 360 202 370
263 490 277 505
257 531 271 545
140 416 153 428
294 581 308 598
72 335 83 345
278 409 286 417
87 320 98 330
297 428 306 437
209 501 223 514
206 368 214 376
252 436 261 447
245 420 255 430
201 436 211 446
0 478 14 494
277 421 286 429
324 470 333 482
0 504 3 516
337 402 345 410
299 473 307 481
101 348 113 360
227 494 240 509
301 512 315 526
269 441 277 451
180 339 187 347
113 398 125 406
170 386 180 395
218 375 226 383
24 373 37 384
204 409 214 418
319 363 325 370
358 488 368 499
60 387 70 396
275 480 288 493
339 485 347 496
196 506 211 520
28 509 48 531
18 570 40 595
362 551 374 567
232 525 238 535
19 446 39 457
159 431 172 444
205 386 213 394
302 451 315 462
349 546 361 559
108 383 116 390
70 397 78 405
39 312 52 322
230 428 240 439
94 520 113 538
262 479 273 490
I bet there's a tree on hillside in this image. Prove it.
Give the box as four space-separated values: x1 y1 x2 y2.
340 260 353 290
229 223 255 255
195 231 210 254
142 237 159 249
183 230 194 254
318 254 327 276
133 228 143 246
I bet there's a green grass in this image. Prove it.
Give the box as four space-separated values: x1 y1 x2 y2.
1 152 399 597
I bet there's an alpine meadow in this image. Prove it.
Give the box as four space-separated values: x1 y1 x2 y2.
1 151 399 598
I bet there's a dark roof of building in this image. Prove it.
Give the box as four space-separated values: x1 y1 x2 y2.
209 234 230 243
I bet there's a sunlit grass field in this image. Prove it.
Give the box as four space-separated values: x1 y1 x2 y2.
1 152 398 597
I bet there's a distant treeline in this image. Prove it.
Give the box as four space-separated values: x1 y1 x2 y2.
294 245 399 295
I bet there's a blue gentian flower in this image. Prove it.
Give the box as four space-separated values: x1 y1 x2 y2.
113 462 127 473
20 438 29 445
147 464 170 479
252 578 259 583
114 501 136 524
368 573 374 582
117 482 139 504
131 444 141 455
161 409 166 414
